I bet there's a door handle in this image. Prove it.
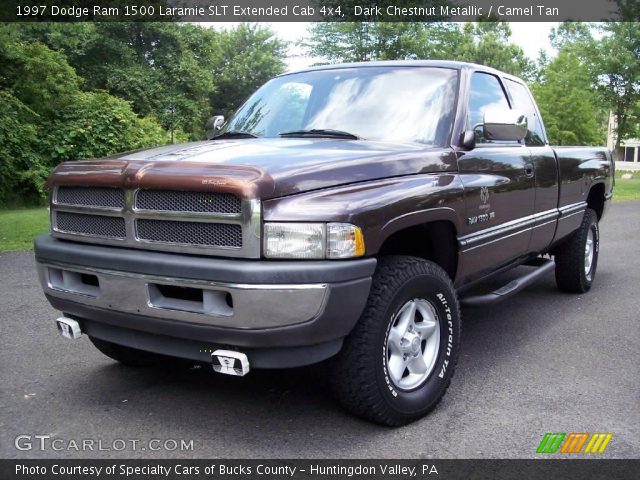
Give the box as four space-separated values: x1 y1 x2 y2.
524 166 534 178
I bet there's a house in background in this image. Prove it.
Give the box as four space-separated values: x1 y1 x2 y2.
608 112 640 163
621 139 640 163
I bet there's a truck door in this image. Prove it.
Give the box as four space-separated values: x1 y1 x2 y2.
457 71 536 279
503 78 559 254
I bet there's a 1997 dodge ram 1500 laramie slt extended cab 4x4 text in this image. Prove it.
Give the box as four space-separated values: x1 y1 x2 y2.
35 61 613 426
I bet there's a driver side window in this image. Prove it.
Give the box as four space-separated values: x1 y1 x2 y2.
467 73 511 144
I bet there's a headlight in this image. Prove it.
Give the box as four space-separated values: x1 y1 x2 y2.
264 223 326 259
264 222 365 259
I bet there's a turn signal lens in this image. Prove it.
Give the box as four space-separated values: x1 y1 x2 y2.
327 223 365 259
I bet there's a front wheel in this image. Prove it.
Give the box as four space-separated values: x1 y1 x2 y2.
554 208 599 293
331 256 461 426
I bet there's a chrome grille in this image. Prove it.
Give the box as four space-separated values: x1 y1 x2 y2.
56 187 125 209
50 186 260 258
55 212 126 239
135 190 241 214
136 219 242 247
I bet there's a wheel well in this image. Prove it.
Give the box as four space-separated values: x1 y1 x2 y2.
377 221 458 280
587 183 605 220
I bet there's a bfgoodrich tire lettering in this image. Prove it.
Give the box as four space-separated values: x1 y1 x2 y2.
331 256 461 426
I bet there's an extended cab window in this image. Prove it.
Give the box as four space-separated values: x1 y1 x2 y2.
467 72 511 144
504 78 545 146
225 67 458 146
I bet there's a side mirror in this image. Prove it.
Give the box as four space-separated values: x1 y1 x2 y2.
206 115 225 139
482 108 528 142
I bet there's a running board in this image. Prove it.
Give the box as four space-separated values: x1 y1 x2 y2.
460 259 555 307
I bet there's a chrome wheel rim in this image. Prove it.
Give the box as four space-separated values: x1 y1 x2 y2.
585 229 594 278
386 299 440 391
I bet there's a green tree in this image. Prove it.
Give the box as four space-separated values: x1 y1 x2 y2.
452 22 535 80
615 0 640 21
15 22 211 138
62 23 214 139
302 21 534 79
209 24 287 118
0 25 170 204
42 91 168 163
0 90 43 204
13 23 98 61
590 22 640 156
532 50 605 145
549 22 594 51
0 31 82 114
0 22 286 203
302 23 455 63
18 23 287 139
0 25 81 203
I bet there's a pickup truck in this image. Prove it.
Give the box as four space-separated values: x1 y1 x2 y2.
34 61 613 426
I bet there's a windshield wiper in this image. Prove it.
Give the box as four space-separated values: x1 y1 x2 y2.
211 130 259 140
279 129 361 140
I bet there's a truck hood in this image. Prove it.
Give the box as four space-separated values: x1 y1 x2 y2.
47 138 455 199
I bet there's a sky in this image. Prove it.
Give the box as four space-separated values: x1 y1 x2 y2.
207 22 559 71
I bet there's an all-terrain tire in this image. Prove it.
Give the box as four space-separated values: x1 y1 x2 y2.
554 208 599 293
331 256 461 426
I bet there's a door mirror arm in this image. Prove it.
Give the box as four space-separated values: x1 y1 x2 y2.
205 115 225 139
461 130 476 150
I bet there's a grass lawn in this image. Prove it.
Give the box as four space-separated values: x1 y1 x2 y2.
614 170 640 202
0 208 49 253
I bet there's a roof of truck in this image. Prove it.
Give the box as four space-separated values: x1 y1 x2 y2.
281 60 512 78
278 60 526 85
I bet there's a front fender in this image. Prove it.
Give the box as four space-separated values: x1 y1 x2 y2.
262 173 466 255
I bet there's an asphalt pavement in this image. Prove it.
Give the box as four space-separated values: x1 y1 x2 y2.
1 202 638 459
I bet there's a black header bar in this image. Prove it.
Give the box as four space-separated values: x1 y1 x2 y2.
1 459 639 480
1 0 637 22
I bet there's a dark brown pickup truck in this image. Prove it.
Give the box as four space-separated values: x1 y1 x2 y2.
35 61 613 426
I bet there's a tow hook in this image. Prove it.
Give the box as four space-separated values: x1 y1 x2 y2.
212 350 250 376
55 316 82 339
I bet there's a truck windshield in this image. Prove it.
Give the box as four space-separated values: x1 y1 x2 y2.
223 67 458 146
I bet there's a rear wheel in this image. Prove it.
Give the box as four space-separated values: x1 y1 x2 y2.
554 208 599 293
331 256 461 426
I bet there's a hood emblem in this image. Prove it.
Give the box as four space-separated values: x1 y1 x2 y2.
202 179 228 186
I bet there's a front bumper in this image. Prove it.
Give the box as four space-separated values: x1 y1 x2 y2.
35 235 375 368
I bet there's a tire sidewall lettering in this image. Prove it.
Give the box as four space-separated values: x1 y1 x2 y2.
435 292 454 379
